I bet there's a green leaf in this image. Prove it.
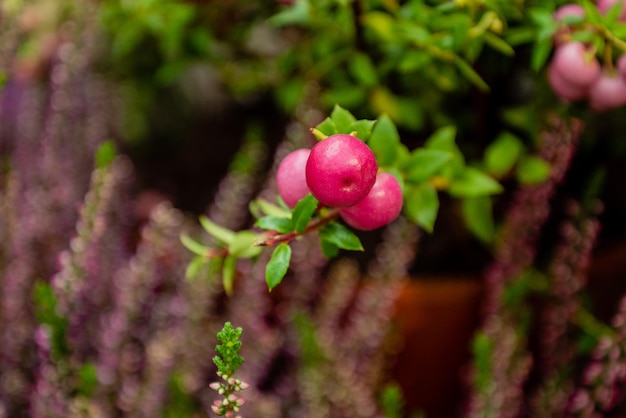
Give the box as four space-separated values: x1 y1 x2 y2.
581 0 603 24
484 132 524 177
266 243 292 291
349 52 379 87
461 197 495 244
348 119 376 141
269 0 310 27
180 233 209 256
454 58 489 92
314 117 338 138
368 114 400 167
291 194 318 233
228 231 263 258
320 239 339 258
330 105 357 133
255 216 293 233
250 198 291 218
185 255 206 279
425 125 457 149
199 216 235 244
483 32 514 56
405 149 453 183
531 37 553 72
405 182 439 232
319 222 364 251
449 167 503 198
95 141 117 168
425 126 465 176
222 256 237 296
516 156 551 185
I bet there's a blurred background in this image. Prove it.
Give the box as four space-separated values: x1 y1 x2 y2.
1 0 626 417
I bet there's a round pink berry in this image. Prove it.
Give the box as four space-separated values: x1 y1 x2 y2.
597 0 626 21
589 72 626 111
276 148 311 208
339 173 403 231
306 134 378 207
552 42 601 88
547 63 588 101
554 4 585 21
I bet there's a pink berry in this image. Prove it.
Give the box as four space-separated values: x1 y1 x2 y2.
339 173 403 231
597 0 626 21
547 62 588 101
306 134 378 207
552 42 601 88
589 72 626 111
276 148 311 208
554 4 585 21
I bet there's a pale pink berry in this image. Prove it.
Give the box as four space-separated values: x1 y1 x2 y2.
589 72 626 111
276 148 311 208
554 4 585 21
547 62 588 101
597 0 626 21
305 134 378 207
552 42 601 88
339 173 403 231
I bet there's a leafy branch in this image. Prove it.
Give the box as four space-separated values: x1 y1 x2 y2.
210 322 248 417
182 105 508 294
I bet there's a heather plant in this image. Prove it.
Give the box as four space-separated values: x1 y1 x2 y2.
1 0 626 418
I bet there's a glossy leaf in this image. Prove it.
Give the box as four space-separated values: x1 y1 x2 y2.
291 194 319 233
255 216 293 233
516 156 551 185
462 197 495 244
266 243 292 291
319 223 364 251
320 239 339 259
454 58 489 92
200 216 235 244
180 233 210 256
368 114 400 167
228 231 263 258
222 256 237 296
250 198 291 219
348 119 376 141
448 167 503 198
314 117 338 138
349 52 379 86
405 149 453 183
405 182 439 232
330 105 357 133
185 255 206 279
484 132 524 177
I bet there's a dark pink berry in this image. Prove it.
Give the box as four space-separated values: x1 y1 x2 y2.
339 173 403 231
277 148 311 208
306 134 378 207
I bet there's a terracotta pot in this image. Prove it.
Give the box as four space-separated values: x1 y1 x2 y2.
390 277 484 418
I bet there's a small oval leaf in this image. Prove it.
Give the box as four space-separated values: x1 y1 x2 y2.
266 243 292 291
319 222 364 251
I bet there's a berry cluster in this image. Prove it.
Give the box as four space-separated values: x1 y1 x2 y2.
548 1 626 111
276 134 403 231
